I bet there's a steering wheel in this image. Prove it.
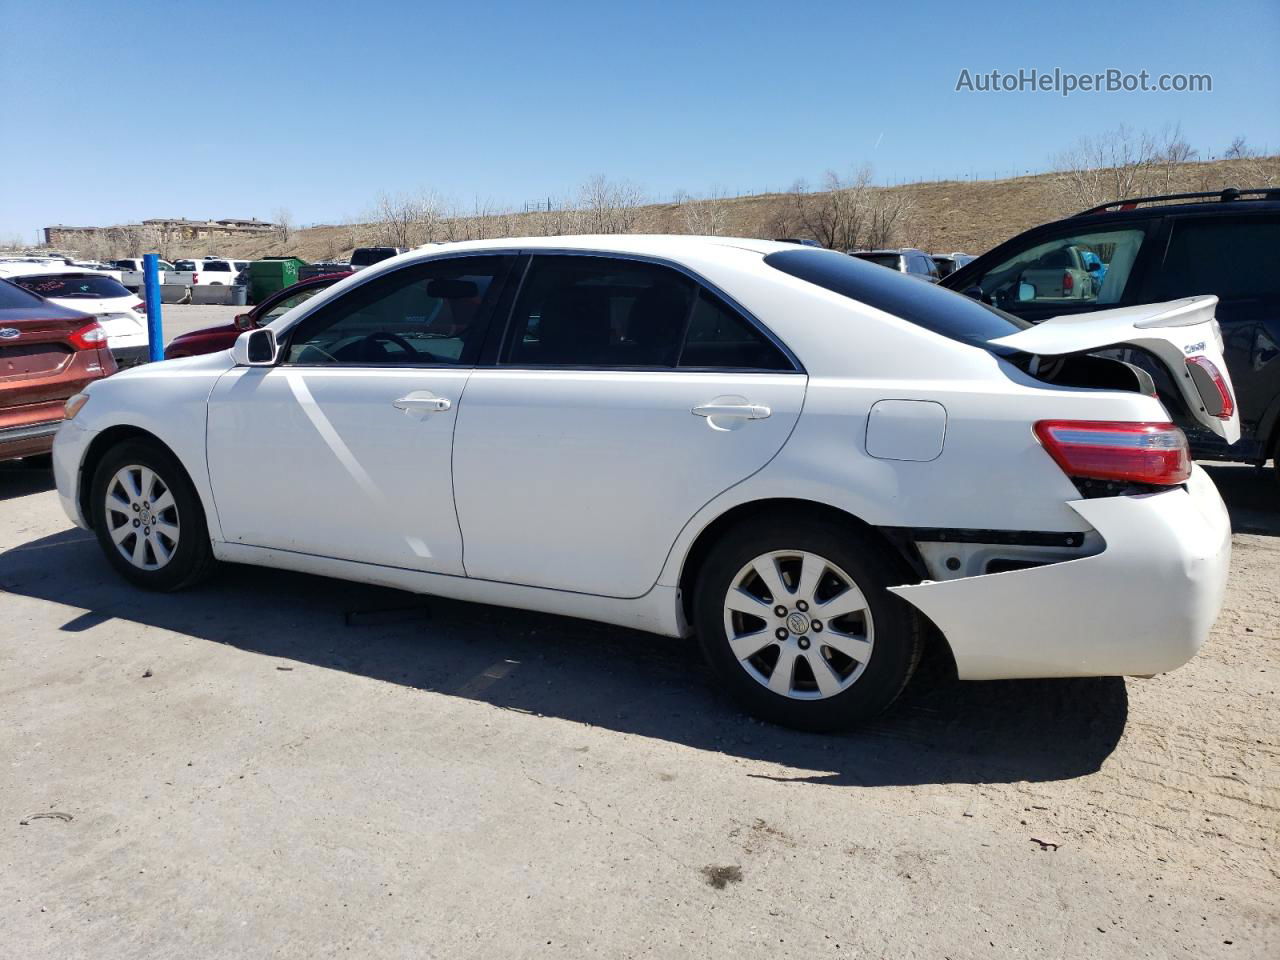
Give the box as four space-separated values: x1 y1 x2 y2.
360 331 420 362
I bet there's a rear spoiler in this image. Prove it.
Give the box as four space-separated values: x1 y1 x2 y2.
991 296 1240 443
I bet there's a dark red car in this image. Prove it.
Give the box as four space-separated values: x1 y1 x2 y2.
164 273 351 360
0 278 117 463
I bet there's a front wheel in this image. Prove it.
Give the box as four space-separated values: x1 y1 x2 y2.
694 515 922 731
90 439 216 591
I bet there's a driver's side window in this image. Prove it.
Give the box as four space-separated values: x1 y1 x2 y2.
283 256 511 366
976 227 1147 310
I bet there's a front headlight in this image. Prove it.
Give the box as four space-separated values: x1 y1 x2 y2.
64 393 90 419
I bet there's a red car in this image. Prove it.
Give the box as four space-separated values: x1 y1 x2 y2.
0 278 117 463
163 273 351 360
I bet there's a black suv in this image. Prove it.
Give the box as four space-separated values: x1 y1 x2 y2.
944 188 1280 474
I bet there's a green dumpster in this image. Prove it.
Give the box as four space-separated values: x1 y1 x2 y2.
247 256 306 303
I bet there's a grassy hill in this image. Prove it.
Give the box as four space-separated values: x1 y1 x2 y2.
54 156 1280 263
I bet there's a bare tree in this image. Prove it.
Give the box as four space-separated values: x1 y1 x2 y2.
579 175 645 234
674 189 731 236
1052 125 1159 210
864 188 915 249
273 207 294 248
370 191 442 247
1225 136 1250 160
1155 123 1197 193
788 167 873 250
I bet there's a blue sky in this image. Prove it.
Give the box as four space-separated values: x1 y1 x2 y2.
1 0 1277 240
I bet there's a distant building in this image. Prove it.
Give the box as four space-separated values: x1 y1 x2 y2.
44 217 276 248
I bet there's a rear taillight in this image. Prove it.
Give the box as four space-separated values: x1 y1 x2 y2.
1185 355 1235 420
1062 271 1074 294
192 272 199 284
132 301 146 314
68 321 108 351
1034 420 1190 486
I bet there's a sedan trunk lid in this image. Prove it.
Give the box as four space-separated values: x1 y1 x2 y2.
990 296 1239 442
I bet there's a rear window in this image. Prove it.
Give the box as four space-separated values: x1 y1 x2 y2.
764 248 1026 348
204 261 232 271
852 253 902 270
0 278 45 309
351 248 397 267
174 260 197 270
11 273 131 300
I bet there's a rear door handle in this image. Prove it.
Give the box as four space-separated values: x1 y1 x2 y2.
691 402 771 420
393 394 451 413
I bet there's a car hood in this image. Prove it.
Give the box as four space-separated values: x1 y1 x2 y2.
169 322 238 346
107 348 236 384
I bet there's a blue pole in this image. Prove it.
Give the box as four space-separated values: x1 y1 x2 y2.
142 253 163 362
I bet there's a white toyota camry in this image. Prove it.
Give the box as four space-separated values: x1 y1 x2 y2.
52 236 1237 729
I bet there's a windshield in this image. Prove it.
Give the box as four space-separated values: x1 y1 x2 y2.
11 273 132 301
764 248 1026 348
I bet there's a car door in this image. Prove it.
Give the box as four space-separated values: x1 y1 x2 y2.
451 253 808 598
1136 212 1280 454
958 221 1156 323
206 254 515 573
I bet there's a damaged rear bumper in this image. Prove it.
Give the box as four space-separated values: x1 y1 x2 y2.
890 465 1231 680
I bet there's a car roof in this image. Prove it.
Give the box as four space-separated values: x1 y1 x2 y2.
385 235 794 267
0 263 108 278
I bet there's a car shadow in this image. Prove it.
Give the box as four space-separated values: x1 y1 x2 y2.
2 524 1129 788
6 460 1274 786
0 460 56 501
1201 462 1278 536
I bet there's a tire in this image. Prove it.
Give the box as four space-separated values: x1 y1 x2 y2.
693 512 923 731
89 438 216 591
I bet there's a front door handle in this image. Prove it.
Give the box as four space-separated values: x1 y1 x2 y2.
393 394 451 413
691 402 771 420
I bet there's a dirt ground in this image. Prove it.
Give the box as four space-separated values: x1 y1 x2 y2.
0 461 1276 959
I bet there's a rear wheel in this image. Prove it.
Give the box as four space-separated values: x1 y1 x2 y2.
694 514 922 731
90 439 216 591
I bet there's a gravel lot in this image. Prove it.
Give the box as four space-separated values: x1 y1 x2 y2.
0 434 1276 955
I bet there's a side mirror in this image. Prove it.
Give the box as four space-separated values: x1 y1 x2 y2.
231 328 278 366
962 286 983 301
233 312 253 330
1017 281 1037 302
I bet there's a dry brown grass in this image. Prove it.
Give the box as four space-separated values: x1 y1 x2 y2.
95 156 1280 262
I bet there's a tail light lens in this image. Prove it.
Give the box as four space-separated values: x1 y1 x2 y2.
1185 355 1235 420
1062 271 1074 294
132 301 146 315
192 272 199 284
68 321 108 351
1034 420 1190 486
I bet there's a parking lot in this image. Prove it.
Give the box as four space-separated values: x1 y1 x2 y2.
1 409 1276 957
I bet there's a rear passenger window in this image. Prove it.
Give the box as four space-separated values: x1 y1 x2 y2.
502 255 795 371
503 256 694 367
679 291 792 370
1151 218 1280 301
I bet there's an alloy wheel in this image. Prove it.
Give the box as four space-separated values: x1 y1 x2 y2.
104 464 180 571
722 549 874 700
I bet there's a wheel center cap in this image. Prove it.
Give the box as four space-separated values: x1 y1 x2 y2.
786 611 810 635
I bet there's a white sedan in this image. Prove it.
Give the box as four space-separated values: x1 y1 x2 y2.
51 236 1237 729
0 264 149 366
